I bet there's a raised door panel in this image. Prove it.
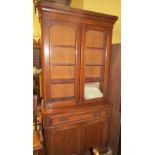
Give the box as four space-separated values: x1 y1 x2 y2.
42 20 81 108
83 119 109 153
51 125 80 155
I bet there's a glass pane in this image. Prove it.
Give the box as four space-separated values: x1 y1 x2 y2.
86 30 107 48
84 82 103 100
50 47 75 65
50 83 75 102
84 66 104 100
85 66 104 79
85 48 105 65
84 29 106 100
48 23 77 104
50 25 76 46
50 66 75 79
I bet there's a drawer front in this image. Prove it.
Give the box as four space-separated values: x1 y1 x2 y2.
43 108 110 128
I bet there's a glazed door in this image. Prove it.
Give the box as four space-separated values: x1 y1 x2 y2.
42 20 81 108
80 26 112 103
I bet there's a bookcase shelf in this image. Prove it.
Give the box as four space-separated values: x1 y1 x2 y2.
85 77 103 82
49 78 75 84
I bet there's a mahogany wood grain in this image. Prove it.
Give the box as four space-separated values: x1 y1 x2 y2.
50 47 75 65
108 44 121 155
84 119 108 150
49 78 75 83
103 30 112 99
36 1 118 155
51 125 80 155
85 48 105 65
50 66 75 79
49 24 76 46
37 1 117 25
50 83 74 98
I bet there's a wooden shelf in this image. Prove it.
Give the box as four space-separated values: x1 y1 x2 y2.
50 45 75 48
85 64 104 66
51 63 75 66
85 77 103 82
50 77 103 84
48 96 75 102
86 47 105 50
49 78 75 84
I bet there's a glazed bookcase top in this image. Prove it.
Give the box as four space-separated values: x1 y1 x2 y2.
36 0 118 109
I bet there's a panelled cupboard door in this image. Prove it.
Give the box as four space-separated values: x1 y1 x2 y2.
49 125 80 155
42 20 81 108
83 119 109 154
80 26 112 102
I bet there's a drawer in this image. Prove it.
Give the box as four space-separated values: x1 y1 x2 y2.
43 108 110 128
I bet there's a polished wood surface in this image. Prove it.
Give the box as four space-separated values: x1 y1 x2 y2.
108 44 121 155
36 1 118 155
42 102 111 155
50 125 79 155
